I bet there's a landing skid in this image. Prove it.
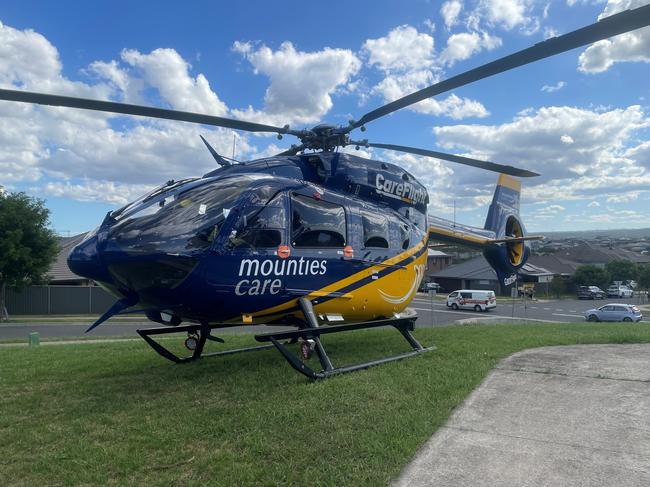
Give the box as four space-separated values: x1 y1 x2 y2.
136 322 280 364
137 299 435 379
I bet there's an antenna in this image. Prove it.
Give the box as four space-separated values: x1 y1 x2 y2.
453 199 456 229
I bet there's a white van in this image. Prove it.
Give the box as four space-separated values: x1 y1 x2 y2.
446 289 496 312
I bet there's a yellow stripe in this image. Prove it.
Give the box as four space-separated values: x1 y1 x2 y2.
428 225 490 245
497 174 521 192
243 237 428 321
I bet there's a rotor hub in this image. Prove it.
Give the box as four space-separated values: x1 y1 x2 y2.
296 124 350 152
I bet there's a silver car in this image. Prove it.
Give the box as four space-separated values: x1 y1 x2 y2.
584 304 643 322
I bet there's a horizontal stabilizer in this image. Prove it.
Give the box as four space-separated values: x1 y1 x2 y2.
428 216 496 248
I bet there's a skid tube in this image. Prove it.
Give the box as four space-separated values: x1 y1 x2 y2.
137 300 435 379
255 303 435 379
137 322 282 364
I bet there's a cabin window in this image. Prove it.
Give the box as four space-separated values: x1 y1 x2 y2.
291 194 346 248
361 211 389 248
230 194 285 249
399 222 410 250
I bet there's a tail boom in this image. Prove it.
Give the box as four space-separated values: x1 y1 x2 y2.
428 174 540 288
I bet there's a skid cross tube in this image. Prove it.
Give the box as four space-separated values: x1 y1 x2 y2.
255 308 435 380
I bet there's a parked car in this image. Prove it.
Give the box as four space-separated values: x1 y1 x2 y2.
606 285 634 298
446 289 496 312
577 286 606 300
584 304 642 322
518 283 535 298
419 281 441 293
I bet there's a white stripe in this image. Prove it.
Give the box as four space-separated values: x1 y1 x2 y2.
410 307 566 323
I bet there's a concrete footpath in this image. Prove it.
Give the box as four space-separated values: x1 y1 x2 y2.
394 344 650 487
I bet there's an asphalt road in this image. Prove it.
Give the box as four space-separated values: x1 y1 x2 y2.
1 296 648 342
409 295 650 327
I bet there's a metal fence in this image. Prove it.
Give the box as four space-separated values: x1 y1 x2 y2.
5 286 117 315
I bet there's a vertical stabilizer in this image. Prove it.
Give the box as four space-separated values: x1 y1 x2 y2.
483 175 528 288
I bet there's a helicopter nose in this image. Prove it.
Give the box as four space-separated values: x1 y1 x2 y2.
67 231 113 284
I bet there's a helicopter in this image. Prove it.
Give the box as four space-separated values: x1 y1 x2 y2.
1 5 649 379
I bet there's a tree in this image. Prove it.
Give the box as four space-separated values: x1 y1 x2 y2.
605 259 638 283
572 264 610 289
638 265 650 291
549 275 566 298
0 192 58 321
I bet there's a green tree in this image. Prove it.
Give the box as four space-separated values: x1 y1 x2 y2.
638 265 650 291
549 275 565 298
605 259 638 283
0 192 58 321
572 264 610 289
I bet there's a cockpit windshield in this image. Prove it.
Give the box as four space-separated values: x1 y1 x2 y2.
109 175 259 254
111 177 199 221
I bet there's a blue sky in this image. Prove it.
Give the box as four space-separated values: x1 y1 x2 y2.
1 0 650 235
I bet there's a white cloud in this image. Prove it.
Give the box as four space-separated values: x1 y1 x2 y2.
587 200 600 207
121 48 228 116
479 0 534 31
362 25 435 71
543 204 565 213
362 25 490 121
441 1 464 29
0 20 258 199
432 105 650 207
530 203 566 219
560 134 574 144
578 0 650 73
606 191 641 203
39 180 154 205
232 41 360 125
440 31 502 66
541 81 566 93
373 71 489 119
624 140 650 170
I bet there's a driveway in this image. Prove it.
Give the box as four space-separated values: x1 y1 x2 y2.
394 344 650 486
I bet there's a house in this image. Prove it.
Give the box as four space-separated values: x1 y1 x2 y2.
554 241 650 266
430 255 554 295
425 249 452 277
48 233 90 285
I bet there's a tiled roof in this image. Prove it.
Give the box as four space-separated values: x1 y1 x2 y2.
555 242 650 264
47 233 88 282
432 255 554 280
431 256 498 280
527 255 579 275
427 249 449 257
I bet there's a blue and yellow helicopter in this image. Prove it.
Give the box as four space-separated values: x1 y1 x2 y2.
2 6 649 378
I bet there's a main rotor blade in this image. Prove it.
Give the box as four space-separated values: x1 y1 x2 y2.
350 4 650 130
0 88 290 134
367 142 539 177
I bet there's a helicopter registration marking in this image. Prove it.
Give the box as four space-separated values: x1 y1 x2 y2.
235 257 328 296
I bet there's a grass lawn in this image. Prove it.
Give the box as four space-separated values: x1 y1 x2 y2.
2 322 650 486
